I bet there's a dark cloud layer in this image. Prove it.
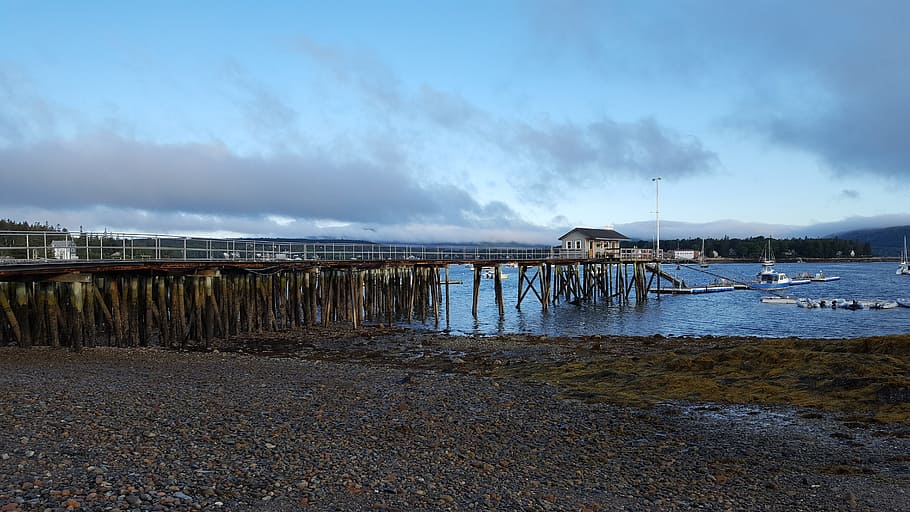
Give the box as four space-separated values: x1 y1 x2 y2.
0 132 513 228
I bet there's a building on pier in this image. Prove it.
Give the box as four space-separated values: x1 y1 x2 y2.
50 240 78 260
558 227 629 258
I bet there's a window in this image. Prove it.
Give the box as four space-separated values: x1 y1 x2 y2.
565 241 571 249
575 240 582 249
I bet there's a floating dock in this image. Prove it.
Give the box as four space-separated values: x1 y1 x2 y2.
650 285 735 294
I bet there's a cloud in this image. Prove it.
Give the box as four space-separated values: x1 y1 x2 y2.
702 2 910 180
0 132 528 231
0 67 67 144
416 85 483 130
528 1 910 181
508 116 718 182
616 214 910 241
293 36 719 189
840 189 860 200
293 36 402 112
796 214 910 238
616 219 801 241
222 63 301 149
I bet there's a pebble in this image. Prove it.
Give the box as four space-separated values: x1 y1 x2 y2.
0 335 908 511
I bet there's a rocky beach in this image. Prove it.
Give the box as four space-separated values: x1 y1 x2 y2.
1 328 908 511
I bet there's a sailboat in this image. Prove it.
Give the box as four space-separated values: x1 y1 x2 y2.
698 238 709 268
898 237 910 275
750 238 791 289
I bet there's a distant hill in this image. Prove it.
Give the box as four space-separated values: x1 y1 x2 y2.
833 225 910 257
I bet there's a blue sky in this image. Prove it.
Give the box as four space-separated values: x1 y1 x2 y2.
2 0 909 242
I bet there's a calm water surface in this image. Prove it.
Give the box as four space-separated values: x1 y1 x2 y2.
410 262 910 338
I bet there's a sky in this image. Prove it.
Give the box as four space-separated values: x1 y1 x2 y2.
2 0 909 243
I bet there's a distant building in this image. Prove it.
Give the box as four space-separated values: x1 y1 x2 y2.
559 227 630 258
51 240 78 260
670 249 696 260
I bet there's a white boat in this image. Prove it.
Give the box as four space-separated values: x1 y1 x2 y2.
817 298 850 309
897 298 910 308
789 272 812 285
760 295 797 304
750 239 791 290
482 268 508 279
898 237 910 275
797 297 820 308
869 300 898 310
809 271 841 282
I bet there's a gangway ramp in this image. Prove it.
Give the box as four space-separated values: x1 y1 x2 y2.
645 262 686 288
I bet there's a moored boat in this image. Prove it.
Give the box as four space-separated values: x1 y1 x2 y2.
809 271 841 282
898 236 910 275
821 298 850 309
797 297 820 308
789 271 811 285
844 300 864 310
482 268 508 279
750 239 791 290
760 295 797 304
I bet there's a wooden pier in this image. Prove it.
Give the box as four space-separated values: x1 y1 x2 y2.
0 232 661 350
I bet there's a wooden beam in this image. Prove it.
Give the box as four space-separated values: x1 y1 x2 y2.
45 272 93 283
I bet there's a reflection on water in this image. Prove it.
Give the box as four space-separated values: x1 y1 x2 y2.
411 262 910 338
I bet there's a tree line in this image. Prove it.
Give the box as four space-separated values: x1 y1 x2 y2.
631 236 872 259
0 219 66 232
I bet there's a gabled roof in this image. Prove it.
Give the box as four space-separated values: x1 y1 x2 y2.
559 227 630 241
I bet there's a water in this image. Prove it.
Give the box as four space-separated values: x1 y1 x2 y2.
411 262 910 338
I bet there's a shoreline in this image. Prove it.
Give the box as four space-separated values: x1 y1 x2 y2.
2 328 908 510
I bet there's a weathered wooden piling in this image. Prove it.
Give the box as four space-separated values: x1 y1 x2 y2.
0 256 658 349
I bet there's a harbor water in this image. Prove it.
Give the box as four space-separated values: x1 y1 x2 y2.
414 262 910 339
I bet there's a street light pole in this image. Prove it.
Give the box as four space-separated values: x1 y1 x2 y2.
653 177 662 298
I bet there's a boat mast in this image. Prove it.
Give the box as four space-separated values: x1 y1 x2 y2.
653 177 661 298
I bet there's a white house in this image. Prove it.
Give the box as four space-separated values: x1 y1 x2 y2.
670 249 696 260
559 227 630 258
51 240 78 260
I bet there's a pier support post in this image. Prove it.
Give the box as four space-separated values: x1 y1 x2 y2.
494 264 504 318
472 265 481 318
444 265 450 326
0 283 23 346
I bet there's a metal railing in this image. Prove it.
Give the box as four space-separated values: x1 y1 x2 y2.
0 231 660 264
